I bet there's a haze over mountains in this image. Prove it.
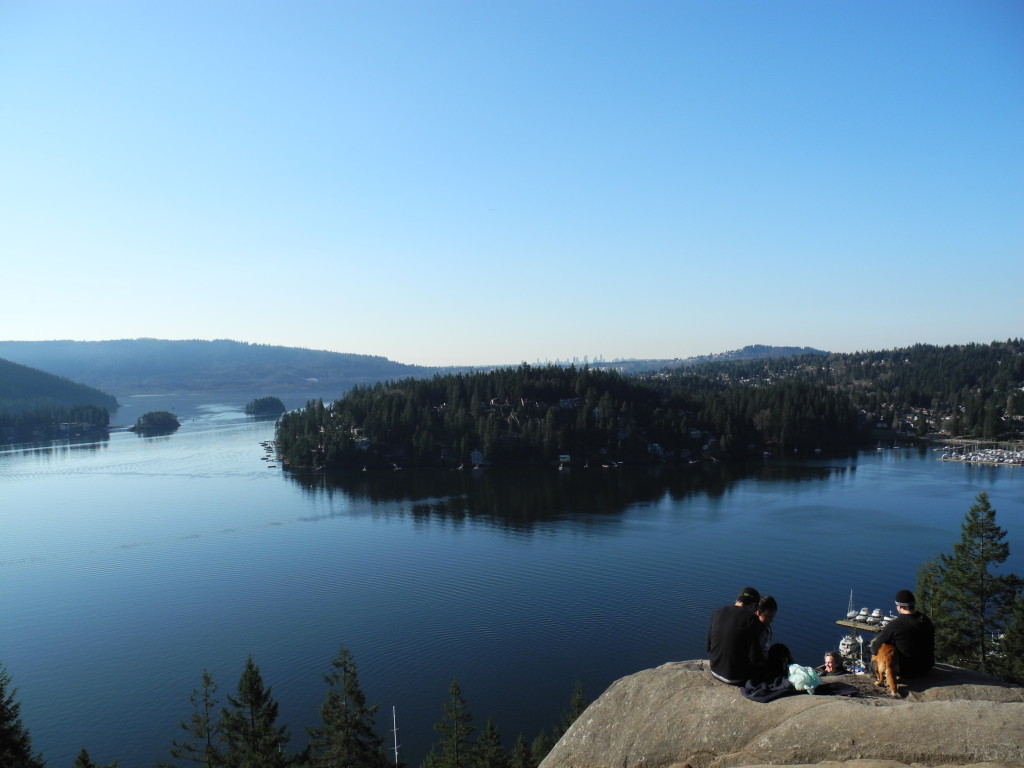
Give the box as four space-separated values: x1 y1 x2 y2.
0 339 826 398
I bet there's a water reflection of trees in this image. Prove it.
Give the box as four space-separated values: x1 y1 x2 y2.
1 434 111 457
284 459 852 530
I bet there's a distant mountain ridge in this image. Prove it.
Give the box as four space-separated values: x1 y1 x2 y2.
590 344 828 374
678 344 827 363
0 339 828 397
0 339 434 396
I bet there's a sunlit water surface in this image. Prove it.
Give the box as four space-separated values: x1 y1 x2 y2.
2 393 1022 766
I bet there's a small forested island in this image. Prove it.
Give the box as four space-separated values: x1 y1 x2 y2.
128 410 181 435
244 396 286 416
275 340 1024 471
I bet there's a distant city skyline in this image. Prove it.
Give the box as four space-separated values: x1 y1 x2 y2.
2 1 1021 367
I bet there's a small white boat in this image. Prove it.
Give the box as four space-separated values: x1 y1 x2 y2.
839 634 857 657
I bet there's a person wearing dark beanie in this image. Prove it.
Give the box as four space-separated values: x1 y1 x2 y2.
869 589 935 678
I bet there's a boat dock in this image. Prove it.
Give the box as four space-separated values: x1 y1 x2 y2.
939 444 1024 467
836 618 881 634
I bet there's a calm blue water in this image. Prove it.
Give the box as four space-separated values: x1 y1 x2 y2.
2 393 1022 767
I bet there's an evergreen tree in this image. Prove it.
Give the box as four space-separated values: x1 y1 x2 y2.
551 681 586 741
917 492 1022 674
306 645 387 768
157 670 223 768
528 730 553 768
219 655 293 768
0 663 45 768
507 735 531 768
992 592 1024 685
470 719 507 768
73 748 118 768
421 679 474 768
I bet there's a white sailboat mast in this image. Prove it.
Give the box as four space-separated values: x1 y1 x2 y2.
391 705 401 766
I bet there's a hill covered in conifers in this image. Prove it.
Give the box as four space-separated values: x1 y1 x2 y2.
0 356 116 442
275 339 1024 471
0 356 118 415
661 339 1024 439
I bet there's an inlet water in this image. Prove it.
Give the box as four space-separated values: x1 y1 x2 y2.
2 393 1021 767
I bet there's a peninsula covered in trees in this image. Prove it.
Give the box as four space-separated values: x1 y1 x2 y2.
275 340 1024 471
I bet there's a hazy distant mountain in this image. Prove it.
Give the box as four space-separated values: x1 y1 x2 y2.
683 344 828 363
0 339 827 397
0 339 437 396
0 356 119 414
592 345 828 374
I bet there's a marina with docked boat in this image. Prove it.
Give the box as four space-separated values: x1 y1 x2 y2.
938 443 1024 466
833 592 892 671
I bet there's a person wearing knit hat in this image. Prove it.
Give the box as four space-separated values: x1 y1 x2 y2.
869 588 935 679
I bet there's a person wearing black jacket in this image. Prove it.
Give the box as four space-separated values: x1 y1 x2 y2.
869 589 935 678
706 587 763 685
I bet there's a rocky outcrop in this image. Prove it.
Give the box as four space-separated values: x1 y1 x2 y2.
539 660 1024 768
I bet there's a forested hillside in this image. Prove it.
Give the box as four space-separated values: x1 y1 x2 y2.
665 339 1024 439
0 357 115 441
276 340 1024 471
0 356 118 414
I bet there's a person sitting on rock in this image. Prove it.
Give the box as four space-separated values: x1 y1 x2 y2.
819 650 844 675
706 586 764 685
753 595 794 681
869 589 935 678
755 595 778 654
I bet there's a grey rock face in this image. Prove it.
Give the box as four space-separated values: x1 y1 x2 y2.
539 660 1024 768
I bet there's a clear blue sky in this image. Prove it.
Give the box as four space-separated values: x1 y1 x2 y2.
2 1 1021 367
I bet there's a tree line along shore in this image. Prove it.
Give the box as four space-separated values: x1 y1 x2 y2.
273 340 1024 471
3 339 1022 460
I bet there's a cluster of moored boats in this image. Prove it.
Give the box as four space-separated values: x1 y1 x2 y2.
835 595 895 671
939 446 1024 466
260 440 277 468
845 605 897 628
